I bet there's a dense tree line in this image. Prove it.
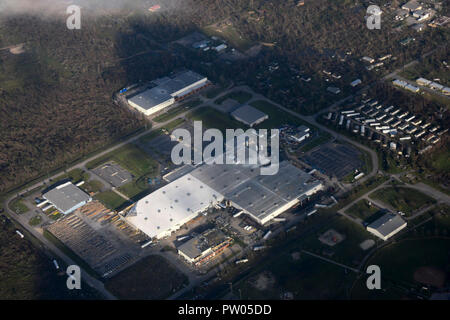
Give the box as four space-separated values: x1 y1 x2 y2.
0 0 448 192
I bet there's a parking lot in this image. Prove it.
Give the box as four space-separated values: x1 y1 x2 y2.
303 143 363 179
92 162 133 188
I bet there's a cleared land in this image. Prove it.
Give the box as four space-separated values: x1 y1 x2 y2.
105 255 188 299
370 187 436 215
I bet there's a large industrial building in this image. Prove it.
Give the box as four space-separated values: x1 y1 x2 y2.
127 70 209 116
125 158 323 239
42 182 92 215
125 174 223 239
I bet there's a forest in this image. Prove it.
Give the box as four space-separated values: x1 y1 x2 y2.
0 0 448 192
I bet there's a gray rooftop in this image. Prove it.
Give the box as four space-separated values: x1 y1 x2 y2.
190 161 321 222
231 105 268 126
128 70 206 110
128 86 173 110
367 213 406 237
177 229 228 260
43 182 91 213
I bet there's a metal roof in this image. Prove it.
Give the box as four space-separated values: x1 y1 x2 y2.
43 182 91 213
231 105 268 126
128 70 206 110
367 213 406 237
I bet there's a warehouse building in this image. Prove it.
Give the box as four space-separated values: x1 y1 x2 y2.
125 130 323 239
42 182 92 215
177 229 232 265
231 105 269 127
127 70 208 116
125 174 223 239
366 213 407 241
126 160 323 239
289 125 311 143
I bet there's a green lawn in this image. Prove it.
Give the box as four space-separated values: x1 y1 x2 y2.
105 255 188 299
161 118 186 133
29 215 43 226
203 86 224 99
361 238 450 287
301 216 377 266
82 180 103 194
138 130 163 145
238 251 356 300
10 198 29 214
55 168 89 184
188 106 246 132
94 191 131 211
370 187 436 215
215 91 252 105
153 99 202 123
346 199 380 221
86 144 158 177
249 100 307 129
118 177 155 202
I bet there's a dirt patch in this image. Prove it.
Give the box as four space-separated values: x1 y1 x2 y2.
9 44 25 55
318 229 346 246
251 271 276 291
414 266 447 288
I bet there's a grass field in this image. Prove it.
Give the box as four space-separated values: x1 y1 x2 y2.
215 91 252 105
346 200 380 221
370 187 436 215
86 144 158 178
118 177 155 202
238 250 356 300
153 99 202 123
55 168 89 184
29 215 42 226
82 180 103 194
105 255 188 299
361 238 450 288
249 100 308 129
162 118 186 133
10 198 29 214
94 191 131 211
203 86 225 99
301 216 377 266
188 106 246 132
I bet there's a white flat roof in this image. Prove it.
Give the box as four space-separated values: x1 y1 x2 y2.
127 174 223 239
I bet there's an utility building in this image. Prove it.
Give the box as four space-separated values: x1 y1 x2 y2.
366 213 407 241
42 182 91 215
231 105 269 127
